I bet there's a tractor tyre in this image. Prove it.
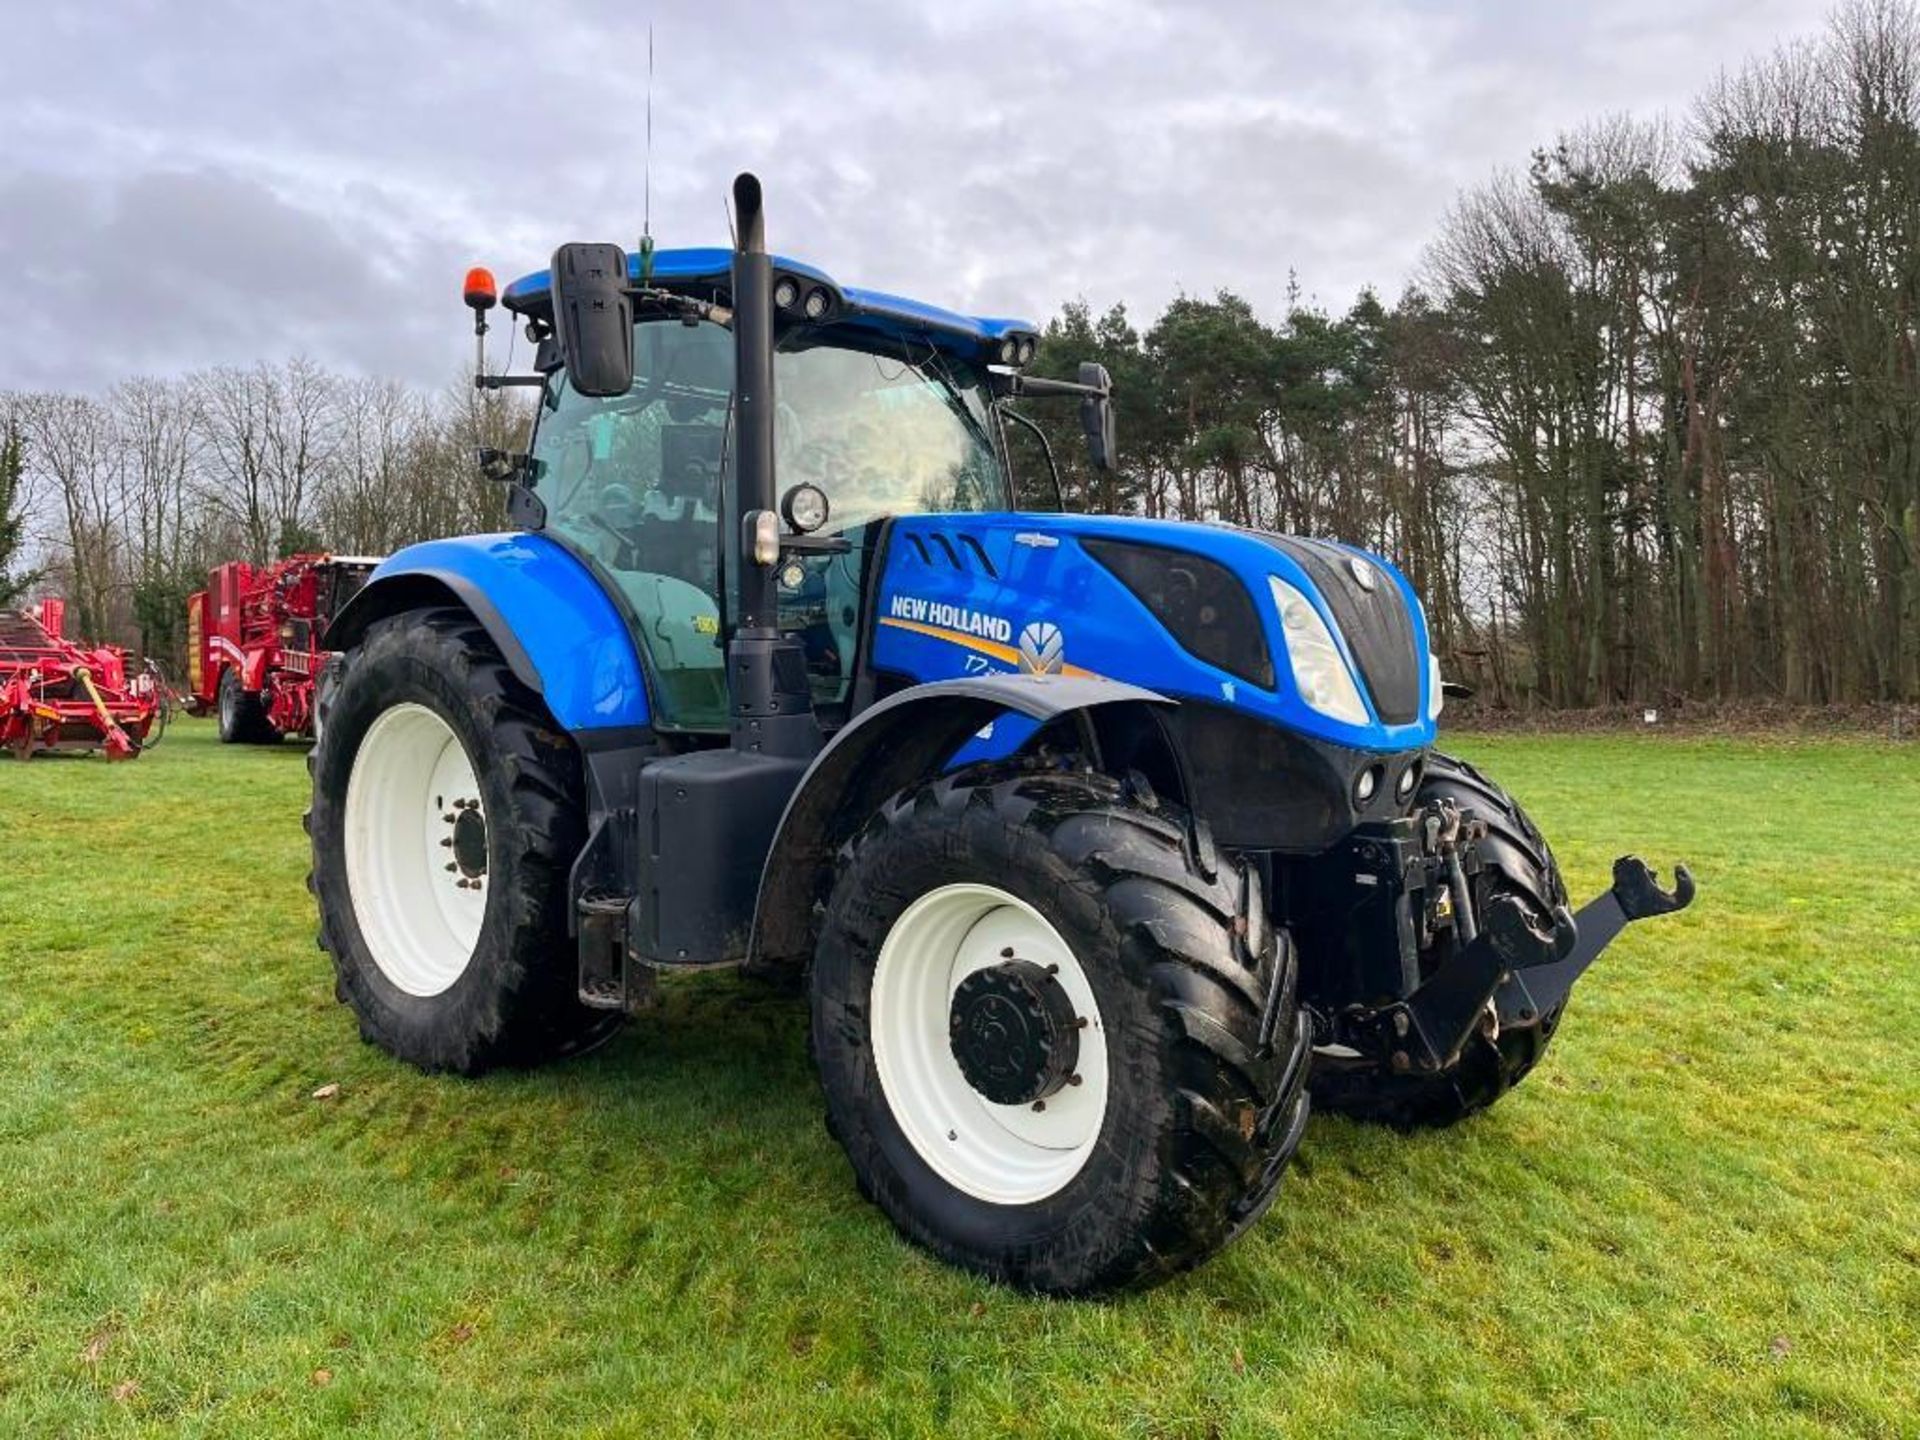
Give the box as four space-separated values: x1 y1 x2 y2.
1310 751 1571 1129
216 667 278 744
811 767 1312 1296
305 606 621 1074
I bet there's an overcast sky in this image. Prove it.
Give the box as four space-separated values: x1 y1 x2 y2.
3 0 1832 395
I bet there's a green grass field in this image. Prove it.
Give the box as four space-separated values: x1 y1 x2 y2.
1 721 1915 1437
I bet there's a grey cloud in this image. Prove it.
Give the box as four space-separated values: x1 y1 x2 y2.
2 0 1834 393
0 165 458 391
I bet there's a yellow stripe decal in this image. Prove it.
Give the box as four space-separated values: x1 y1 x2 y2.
878 617 1097 679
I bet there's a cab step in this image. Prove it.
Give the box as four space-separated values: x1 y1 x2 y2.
577 892 652 1011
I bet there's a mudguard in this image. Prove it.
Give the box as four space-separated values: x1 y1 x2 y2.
324 533 650 733
747 672 1171 976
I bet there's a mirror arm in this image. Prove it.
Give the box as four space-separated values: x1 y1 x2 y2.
994 372 1107 402
998 404 1067 512
475 374 550 390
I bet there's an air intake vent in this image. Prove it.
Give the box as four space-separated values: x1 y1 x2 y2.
903 531 998 578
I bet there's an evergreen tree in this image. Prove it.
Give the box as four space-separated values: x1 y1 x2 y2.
0 421 40 610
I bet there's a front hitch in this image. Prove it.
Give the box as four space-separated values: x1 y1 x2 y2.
1356 855 1694 1075
1493 856 1694 1031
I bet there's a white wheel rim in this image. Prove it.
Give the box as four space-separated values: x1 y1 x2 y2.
869 883 1109 1206
343 702 487 997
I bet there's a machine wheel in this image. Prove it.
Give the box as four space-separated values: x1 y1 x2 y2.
1311 751 1570 1129
811 767 1312 1296
306 606 620 1074
216 667 278 744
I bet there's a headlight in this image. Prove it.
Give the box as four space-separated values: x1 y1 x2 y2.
1269 577 1370 725
1428 653 1444 721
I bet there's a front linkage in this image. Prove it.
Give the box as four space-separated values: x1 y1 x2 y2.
1306 800 1694 1078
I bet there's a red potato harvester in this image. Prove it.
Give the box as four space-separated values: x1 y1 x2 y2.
0 599 163 760
185 554 381 744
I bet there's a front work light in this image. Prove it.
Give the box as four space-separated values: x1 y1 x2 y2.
1270 576 1370 725
781 481 830 534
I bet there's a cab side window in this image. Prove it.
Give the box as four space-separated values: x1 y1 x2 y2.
532 320 734 732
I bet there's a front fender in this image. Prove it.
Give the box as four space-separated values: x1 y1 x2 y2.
325 533 649 733
746 673 1170 977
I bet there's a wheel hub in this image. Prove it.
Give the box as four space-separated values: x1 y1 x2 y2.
450 804 487 878
948 958 1081 1106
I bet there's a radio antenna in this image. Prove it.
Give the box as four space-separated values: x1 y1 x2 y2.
639 25 656 284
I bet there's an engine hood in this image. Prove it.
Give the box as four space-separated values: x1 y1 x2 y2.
868 511 1438 755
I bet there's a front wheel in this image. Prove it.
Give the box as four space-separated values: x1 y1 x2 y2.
306 607 619 1074
216 667 277 744
811 768 1312 1296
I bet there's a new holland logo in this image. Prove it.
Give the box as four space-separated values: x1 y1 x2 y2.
1017 621 1065 675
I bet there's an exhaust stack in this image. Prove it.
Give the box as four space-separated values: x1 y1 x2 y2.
725 173 816 756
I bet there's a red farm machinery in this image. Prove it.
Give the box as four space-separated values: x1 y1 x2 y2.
186 554 381 744
0 598 164 759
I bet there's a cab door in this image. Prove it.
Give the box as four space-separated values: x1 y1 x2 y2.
530 320 734 732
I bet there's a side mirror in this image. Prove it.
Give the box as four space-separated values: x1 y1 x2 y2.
550 243 634 398
1078 361 1116 472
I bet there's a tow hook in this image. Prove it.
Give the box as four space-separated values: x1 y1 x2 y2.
1495 856 1695 1029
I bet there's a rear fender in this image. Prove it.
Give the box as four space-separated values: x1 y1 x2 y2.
746 673 1175 979
324 533 649 733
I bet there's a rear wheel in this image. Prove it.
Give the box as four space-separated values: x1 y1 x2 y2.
811 768 1312 1296
1310 751 1570 1128
306 607 619 1073
216 667 278 744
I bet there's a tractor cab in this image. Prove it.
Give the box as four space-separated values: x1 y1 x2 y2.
516 297 1014 731
481 237 1074 738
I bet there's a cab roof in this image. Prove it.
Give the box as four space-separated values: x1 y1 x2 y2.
501 246 1038 367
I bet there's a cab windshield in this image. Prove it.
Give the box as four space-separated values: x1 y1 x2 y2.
530 317 1008 731
774 340 1005 532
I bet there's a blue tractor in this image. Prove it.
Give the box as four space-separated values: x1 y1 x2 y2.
309 175 1692 1295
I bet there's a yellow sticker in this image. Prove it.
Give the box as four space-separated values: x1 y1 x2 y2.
693 614 719 635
